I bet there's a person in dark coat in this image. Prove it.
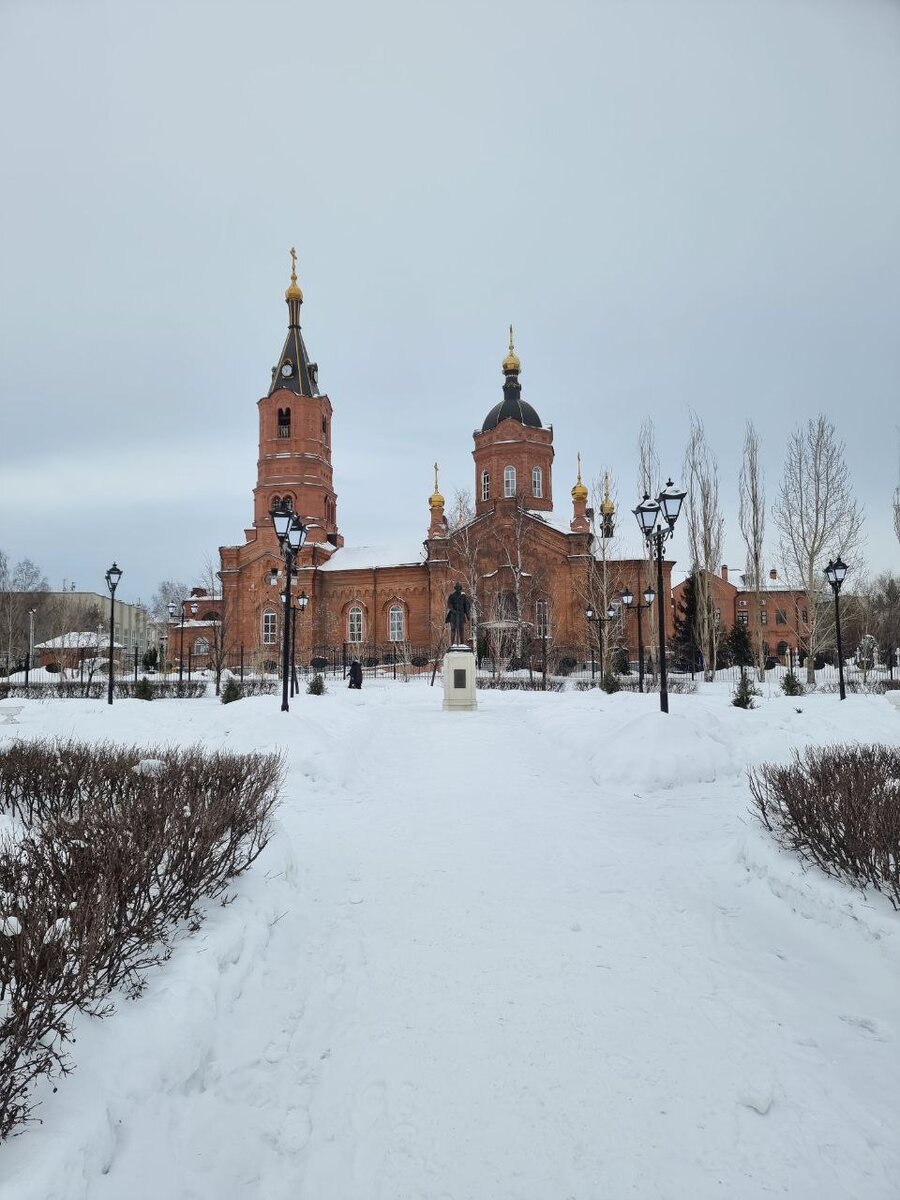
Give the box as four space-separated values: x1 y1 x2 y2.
348 659 363 689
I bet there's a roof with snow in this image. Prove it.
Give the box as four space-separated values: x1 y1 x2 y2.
318 544 426 572
35 632 123 650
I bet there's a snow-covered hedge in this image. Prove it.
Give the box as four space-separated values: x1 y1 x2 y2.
0 680 208 701
749 744 900 910
0 739 283 1139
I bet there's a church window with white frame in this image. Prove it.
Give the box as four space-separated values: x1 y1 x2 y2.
532 466 543 498
481 470 490 501
348 605 363 643
535 599 551 639
504 465 516 497
262 610 277 645
193 638 209 657
388 604 405 642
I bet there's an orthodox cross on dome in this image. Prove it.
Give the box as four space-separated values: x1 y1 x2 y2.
285 246 303 302
430 461 444 509
572 452 588 502
270 247 317 397
502 324 521 375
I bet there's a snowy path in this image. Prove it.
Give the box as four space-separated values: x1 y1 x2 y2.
1 687 898 1199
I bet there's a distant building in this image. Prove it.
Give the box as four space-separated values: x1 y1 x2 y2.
672 565 810 664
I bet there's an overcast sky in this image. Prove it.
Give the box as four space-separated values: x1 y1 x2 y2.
1 0 898 605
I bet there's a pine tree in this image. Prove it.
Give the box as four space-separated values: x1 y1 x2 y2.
725 622 754 667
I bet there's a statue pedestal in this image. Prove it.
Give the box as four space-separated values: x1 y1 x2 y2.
442 649 478 711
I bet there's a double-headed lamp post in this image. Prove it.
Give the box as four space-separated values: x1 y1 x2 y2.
105 562 123 706
167 600 177 677
633 479 686 714
283 588 309 697
585 603 617 677
824 556 849 701
621 584 655 694
272 502 308 712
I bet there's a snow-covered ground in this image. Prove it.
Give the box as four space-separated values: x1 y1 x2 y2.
0 684 898 1199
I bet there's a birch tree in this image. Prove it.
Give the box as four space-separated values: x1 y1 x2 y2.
683 414 723 681
772 415 864 685
738 421 766 679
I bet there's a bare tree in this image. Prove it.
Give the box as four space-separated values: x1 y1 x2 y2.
773 415 865 684
149 579 190 623
683 414 723 681
579 471 628 674
738 421 766 679
195 559 228 695
0 555 49 670
893 442 900 547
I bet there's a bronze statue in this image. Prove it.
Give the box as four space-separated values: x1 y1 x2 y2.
445 582 471 646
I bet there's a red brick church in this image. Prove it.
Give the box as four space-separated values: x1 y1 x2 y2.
202 256 674 671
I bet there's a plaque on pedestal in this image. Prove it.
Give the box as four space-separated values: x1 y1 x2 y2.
442 648 477 711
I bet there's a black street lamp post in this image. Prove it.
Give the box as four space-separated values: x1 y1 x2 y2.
824 557 849 701
585 603 617 678
621 584 655 693
272 502 308 712
284 588 309 698
633 480 686 714
105 562 123 706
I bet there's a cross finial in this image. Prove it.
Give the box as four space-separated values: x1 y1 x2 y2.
509 324 515 353
434 461 439 492
577 451 583 484
289 246 298 284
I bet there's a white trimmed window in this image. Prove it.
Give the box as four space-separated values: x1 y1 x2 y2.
481 470 490 501
262 610 277 645
532 466 542 498
535 599 550 639
504 465 516 497
388 604 405 642
194 638 209 657
348 605 363 643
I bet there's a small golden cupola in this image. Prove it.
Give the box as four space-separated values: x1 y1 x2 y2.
571 452 589 503
285 245 303 303
502 324 521 376
570 453 590 533
600 471 616 538
428 461 447 539
429 461 445 509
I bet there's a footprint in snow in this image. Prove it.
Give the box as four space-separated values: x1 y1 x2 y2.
839 1013 892 1041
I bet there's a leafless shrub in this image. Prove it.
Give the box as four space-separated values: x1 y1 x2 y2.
0 680 208 701
0 739 283 1137
748 744 900 908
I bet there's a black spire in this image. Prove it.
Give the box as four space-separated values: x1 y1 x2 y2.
269 248 319 397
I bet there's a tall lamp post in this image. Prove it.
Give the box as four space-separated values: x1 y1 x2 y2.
621 584 655 693
272 502 308 712
633 480 685 714
283 588 309 697
585 603 617 678
167 600 177 678
824 557 848 701
105 562 123 706
25 607 35 688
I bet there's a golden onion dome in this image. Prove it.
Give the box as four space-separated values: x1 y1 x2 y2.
429 462 445 509
571 452 589 502
285 246 304 302
600 472 616 515
502 324 521 375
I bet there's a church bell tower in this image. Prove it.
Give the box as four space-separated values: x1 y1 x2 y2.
251 249 342 548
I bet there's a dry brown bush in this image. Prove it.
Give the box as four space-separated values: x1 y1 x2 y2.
0 739 283 1139
749 744 900 909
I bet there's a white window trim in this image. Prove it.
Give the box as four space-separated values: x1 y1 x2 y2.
481 470 490 501
348 605 363 644
504 465 516 498
532 466 542 498
262 610 278 645
388 604 405 643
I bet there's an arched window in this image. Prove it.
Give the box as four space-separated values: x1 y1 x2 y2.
283 495 293 512
532 466 543 498
481 470 490 502
388 605 405 642
193 638 209 657
348 605 363 644
262 610 277 645
534 599 550 639
504 465 516 498
278 407 291 439
270 495 281 513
